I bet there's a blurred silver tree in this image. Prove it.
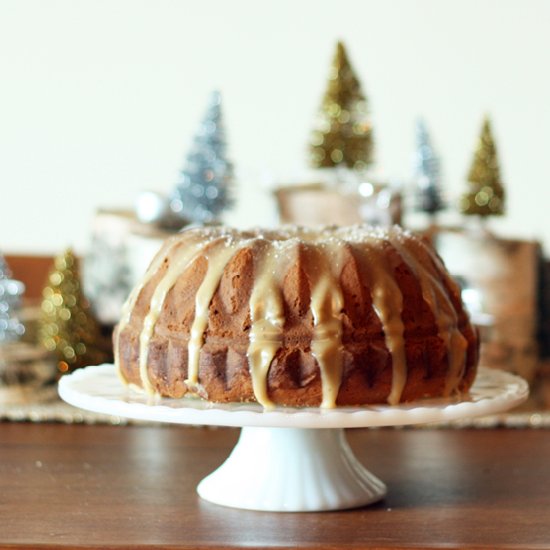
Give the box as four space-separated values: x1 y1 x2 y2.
171 91 235 224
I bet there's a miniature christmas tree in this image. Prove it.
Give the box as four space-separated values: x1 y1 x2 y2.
413 119 445 216
460 117 505 216
38 249 108 373
310 41 374 171
171 91 235 224
0 254 12 279
0 253 25 343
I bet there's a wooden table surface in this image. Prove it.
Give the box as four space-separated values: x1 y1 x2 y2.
0 423 549 550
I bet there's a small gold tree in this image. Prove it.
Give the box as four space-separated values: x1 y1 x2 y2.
460 117 505 216
39 249 108 373
310 41 374 171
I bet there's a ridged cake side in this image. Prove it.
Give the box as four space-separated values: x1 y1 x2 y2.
114 226 478 408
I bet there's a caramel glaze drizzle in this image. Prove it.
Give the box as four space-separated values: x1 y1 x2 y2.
351 239 407 405
246 239 289 409
137 237 215 394
119 226 468 407
185 238 249 390
114 234 183 385
388 231 468 396
306 242 345 408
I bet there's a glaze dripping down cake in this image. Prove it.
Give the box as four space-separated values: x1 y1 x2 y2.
114 225 478 408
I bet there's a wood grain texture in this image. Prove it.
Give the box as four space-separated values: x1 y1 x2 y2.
0 424 549 549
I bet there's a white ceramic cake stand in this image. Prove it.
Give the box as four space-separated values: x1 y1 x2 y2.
58 365 528 512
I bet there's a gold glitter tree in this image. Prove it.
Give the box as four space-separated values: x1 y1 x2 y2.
460 117 505 216
38 249 108 373
310 41 374 171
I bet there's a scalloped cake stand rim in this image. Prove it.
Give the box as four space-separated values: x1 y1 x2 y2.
58 364 528 429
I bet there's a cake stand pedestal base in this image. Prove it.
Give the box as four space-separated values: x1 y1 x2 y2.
197 427 387 512
58 365 529 513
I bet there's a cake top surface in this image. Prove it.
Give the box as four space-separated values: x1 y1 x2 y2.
172 224 413 248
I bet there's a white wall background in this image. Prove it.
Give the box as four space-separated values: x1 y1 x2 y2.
1 0 549 254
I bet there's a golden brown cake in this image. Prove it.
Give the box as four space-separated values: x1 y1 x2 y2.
114 225 478 408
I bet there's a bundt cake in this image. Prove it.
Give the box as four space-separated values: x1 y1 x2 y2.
114 225 478 408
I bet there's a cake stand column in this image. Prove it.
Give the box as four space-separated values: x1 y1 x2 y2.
197 426 387 512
